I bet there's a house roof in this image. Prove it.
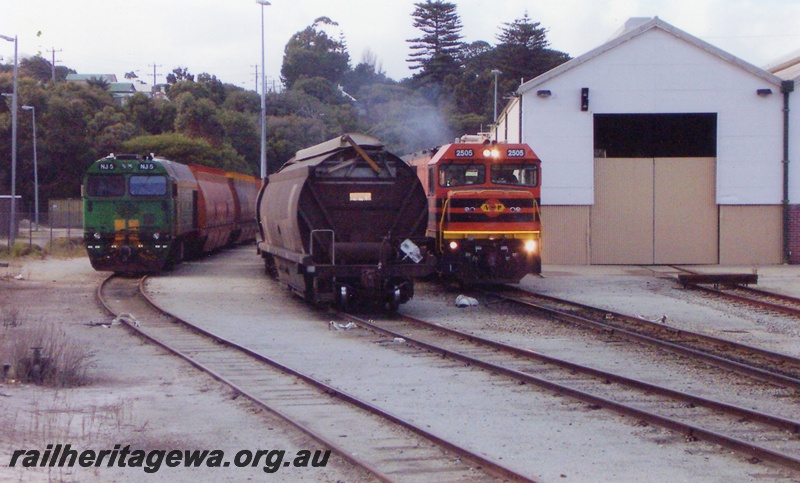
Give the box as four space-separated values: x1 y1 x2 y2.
109 82 136 93
519 17 784 94
65 73 119 83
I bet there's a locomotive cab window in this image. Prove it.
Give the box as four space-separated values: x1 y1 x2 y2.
491 164 538 187
86 174 125 197
439 163 486 187
129 175 168 196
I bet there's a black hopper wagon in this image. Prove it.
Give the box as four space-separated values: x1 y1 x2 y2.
256 134 435 310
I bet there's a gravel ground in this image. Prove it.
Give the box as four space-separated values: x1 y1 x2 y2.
3 248 800 482
145 247 800 482
0 254 372 482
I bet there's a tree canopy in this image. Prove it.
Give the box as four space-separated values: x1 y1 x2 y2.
0 9 569 214
281 17 350 90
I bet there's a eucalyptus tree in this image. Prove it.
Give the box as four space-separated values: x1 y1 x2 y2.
281 17 350 90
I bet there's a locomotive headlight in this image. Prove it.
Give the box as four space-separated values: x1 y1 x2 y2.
449 241 459 251
152 232 160 240
93 232 102 240
524 240 537 253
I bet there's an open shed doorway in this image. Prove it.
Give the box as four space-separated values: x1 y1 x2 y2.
591 113 718 265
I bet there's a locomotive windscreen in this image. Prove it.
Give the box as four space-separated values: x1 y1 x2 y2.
86 175 125 197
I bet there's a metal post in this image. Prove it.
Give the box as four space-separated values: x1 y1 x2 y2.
257 0 271 179
22 106 38 230
491 69 502 142
1 34 18 250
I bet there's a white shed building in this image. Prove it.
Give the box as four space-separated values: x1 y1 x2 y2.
495 17 795 265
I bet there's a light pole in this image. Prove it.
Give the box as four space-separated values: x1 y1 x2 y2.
256 0 271 180
491 69 502 125
22 106 38 230
1 34 18 249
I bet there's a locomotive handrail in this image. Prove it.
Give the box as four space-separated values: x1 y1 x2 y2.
310 229 335 265
437 198 451 252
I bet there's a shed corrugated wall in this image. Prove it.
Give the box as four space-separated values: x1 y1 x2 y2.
541 205 590 265
719 205 782 265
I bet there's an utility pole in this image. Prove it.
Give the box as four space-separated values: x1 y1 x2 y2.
252 64 259 92
148 62 162 88
47 47 61 82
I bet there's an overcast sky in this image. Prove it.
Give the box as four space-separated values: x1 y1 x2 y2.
1 0 798 91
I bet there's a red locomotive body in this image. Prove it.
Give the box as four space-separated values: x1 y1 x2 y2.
407 136 542 284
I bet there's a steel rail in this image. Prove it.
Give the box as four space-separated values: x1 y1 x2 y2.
339 311 800 472
488 288 800 388
97 273 534 482
95 273 392 483
670 265 800 318
690 283 800 318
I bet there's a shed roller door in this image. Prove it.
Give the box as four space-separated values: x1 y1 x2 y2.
653 157 717 264
591 158 654 264
591 157 717 264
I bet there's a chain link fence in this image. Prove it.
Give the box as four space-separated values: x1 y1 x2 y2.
1 199 83 253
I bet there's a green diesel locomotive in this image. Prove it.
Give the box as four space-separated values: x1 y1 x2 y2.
82 154 260 273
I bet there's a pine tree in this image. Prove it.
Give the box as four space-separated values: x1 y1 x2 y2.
494 13 570 86
406 0 464 83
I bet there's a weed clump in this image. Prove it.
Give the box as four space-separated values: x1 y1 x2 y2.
1 313 94 387
46 237 85 258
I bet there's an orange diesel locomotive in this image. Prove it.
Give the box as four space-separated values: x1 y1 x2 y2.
407 136 542 284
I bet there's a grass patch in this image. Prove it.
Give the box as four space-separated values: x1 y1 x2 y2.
1 313 95 387
45 237 85 258
0 237 85 261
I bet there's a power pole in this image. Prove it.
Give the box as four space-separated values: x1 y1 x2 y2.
252 64 259 92
148 62 162 88
47 47 62 82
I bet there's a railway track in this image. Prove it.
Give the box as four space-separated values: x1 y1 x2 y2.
331 306 800 472
684 281 800 319
486 287 800 389
96 273 532 483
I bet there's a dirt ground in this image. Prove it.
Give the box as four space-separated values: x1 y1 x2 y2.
0 254 366 482
4 249 800 482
